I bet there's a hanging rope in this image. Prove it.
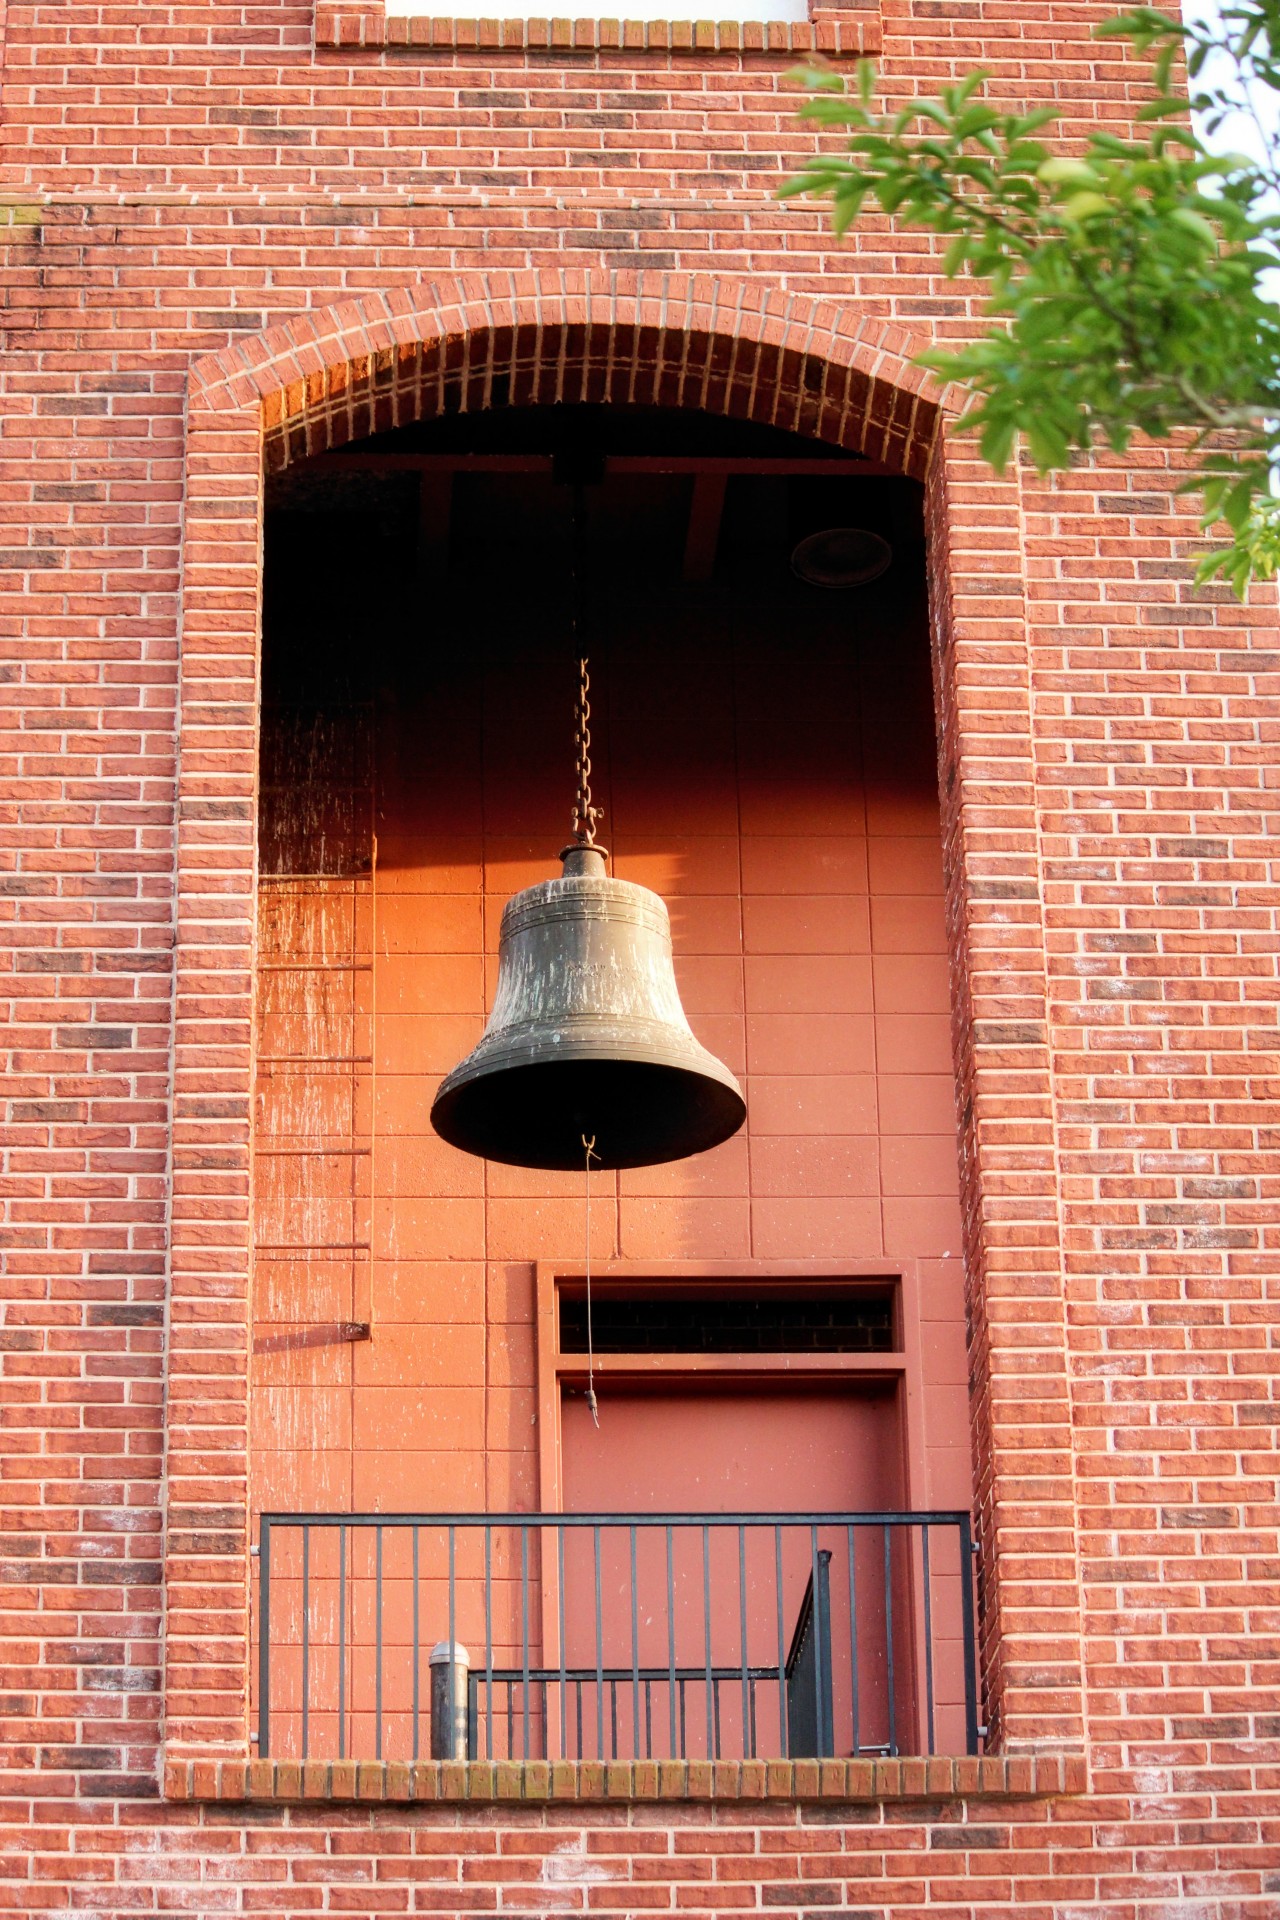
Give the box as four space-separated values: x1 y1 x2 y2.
582 1132 600 1427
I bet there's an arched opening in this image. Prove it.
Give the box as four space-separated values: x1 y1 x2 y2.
249 383 977 1769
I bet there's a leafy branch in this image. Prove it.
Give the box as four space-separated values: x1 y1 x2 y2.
781 5 1280 596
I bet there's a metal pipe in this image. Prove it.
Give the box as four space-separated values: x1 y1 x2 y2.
430 1641 471 1761
257 1519 271 1759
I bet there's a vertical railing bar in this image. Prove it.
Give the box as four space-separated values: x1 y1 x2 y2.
810 1524 826 1761
449 1524 459 1754
666 1524 677 1758
958 1514 979 1757
484 1524 493 1764
630 1524 640 1756
576 1679 583 1761
774 1523 787 1760
337 1524 346 1762
922 1524 936 1757
375 1524 383 1762
749 1677 757 1759
679 1676 687 1760
884 1522 897 1758
507 1679 513 1761
300 1525 309 1762
258 1518 271 1761
448 1525 457 1757
847 1523 860 1759
738 1524 750 1759
702 1523 713 1760
593 1525 604 1759
645 1678 652 1760
713 1677 721 1761
412 1525 420 1765
558 1524 567 1761
448 1525 457 1667
521 1524 531 1762
611 1679 618 1761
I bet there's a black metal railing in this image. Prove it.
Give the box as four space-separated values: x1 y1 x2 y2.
255 1511 978 1764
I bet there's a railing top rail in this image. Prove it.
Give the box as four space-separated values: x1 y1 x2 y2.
471 1665 783 1682
259 1510 973 1529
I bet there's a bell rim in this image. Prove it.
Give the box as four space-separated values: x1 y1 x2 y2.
430 1055 747 1170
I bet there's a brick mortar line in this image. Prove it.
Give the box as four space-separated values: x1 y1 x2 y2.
15 193 839 211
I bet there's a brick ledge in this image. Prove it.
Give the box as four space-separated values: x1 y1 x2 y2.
315 9 880 54
166 1753 1088 1805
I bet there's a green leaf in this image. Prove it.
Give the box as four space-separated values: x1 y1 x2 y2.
1025 414 1073 469
1169 207 1219 247
1059 190 1111 221
977 416 1018 470
787 63 844 93
1037 157 1102 187
831 189 869 236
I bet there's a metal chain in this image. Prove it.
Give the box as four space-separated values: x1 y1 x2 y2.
570 486 602 845
572 656 601 845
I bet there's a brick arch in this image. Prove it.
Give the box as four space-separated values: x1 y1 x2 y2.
168 274 1084 1768
189 271 950 477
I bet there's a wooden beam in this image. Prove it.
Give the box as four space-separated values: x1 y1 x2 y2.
612 457 872 476
313 452 882 477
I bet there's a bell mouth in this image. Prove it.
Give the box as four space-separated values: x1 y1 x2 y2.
430 1057 746 1171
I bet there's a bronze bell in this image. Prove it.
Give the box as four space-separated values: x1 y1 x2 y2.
430 843 746 1170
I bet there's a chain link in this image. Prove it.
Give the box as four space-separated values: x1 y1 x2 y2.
570 486 603 845
572 657 602 844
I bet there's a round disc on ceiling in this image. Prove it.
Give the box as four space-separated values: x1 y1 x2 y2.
791 526 893 589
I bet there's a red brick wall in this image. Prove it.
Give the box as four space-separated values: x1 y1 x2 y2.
1 1 1277 1914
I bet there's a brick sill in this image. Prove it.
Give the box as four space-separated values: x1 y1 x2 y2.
166 1753 1087 1806
314 9 880 54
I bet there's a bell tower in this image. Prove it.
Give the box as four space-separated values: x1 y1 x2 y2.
3 0 1272 1895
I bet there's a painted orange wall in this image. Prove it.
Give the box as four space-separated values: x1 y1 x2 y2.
251 472 970 1526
